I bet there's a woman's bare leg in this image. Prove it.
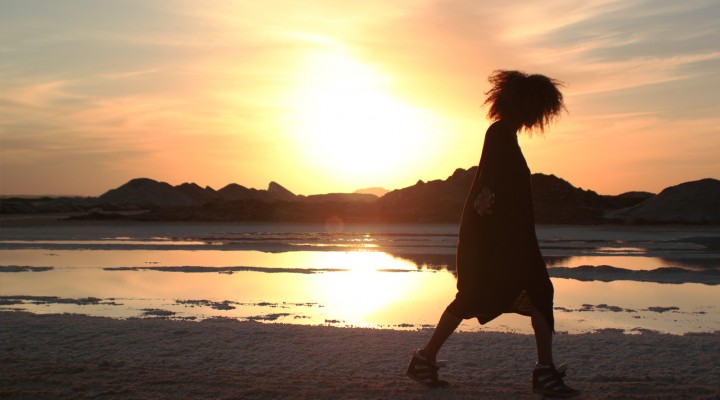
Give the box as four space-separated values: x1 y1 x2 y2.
422 304 553 364
530 306 553 365
530 306 580 396
420 308 462 363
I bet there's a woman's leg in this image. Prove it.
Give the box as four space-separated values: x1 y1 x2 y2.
530 306 580 396
407 306 461 386
530 306 553 365
420 308 462 363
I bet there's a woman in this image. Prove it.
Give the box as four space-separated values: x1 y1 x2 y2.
406 70 579 398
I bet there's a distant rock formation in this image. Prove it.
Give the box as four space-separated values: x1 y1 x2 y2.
96 179 298 208
602 191 655 209
98 178 199 208
531 173 617 224
354 187 389 197
377 168 474 222
175 183 219 205
216 183 266 202
302 193 379 203
267 181 297 202
606 178 720 224
0 196 96 214
215 182 298 203
4 171 718 225
375 169 644 224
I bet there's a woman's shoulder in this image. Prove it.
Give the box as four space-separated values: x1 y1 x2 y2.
485 120 516 143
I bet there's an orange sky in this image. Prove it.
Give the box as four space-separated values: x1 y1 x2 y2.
1 1 719 196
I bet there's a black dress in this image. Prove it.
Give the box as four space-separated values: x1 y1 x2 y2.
447 120 555 330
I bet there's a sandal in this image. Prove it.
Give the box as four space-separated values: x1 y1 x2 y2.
406 349 450 387
532 362 580 398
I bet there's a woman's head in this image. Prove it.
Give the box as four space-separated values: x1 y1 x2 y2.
483 70 565 133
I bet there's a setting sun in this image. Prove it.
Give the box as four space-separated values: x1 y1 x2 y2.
284 47 445 186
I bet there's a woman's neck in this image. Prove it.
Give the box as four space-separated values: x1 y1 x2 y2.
498 119 521 134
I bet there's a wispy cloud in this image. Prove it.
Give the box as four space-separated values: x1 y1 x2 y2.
502 0 720 94
0 0 718 195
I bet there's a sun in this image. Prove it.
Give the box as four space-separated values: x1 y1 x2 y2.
284 47 443 188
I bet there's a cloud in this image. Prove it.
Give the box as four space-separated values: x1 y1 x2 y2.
0 0 718 195
505 0 720 94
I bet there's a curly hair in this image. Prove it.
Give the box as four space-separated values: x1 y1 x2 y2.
483 70 566 133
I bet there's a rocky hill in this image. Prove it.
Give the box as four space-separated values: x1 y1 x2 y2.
3 171 717 225
376 168 474 222
374 168 647 224
82 169 655 224
98 178 209 208
96 178 299 207
606 178 720 224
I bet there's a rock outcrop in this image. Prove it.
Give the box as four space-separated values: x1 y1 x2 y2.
531 173 614 224
4 171 718 225
96 179 298 208
267 182 297 202
97 178 193 208
606 178 720 224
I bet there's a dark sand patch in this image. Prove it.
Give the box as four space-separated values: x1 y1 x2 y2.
0 295 121 306
549 265 720 285
1 312 718 399
0 266 53 273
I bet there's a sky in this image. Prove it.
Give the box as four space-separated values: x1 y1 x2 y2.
1 0 719 197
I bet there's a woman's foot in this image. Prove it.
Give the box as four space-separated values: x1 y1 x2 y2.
406 349 449 387
532 363 580 398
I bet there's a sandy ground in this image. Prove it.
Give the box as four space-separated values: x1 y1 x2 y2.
0 312 718 400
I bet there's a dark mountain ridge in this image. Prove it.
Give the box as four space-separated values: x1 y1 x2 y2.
2 170 717 225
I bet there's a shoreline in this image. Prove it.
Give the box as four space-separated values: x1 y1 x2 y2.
2 295 719 336
1 311 718 399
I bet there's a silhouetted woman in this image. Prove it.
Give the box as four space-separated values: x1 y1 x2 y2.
406 70 579 398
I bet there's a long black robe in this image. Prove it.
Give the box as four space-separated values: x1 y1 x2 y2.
449 120 554 330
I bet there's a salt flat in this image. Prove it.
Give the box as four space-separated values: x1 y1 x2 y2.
1 312 718 399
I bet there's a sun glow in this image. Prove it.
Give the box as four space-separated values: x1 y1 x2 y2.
310 251 417 326
285 47 444 187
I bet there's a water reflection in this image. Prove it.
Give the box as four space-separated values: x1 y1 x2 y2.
0 249 419 271
594 247 647 255
1 248 718 334
0 239 206 246
549 255 669 271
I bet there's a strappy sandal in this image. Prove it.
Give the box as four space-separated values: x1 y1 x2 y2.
406 349 450 387
532 362 580 398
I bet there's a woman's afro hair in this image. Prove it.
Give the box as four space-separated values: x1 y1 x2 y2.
483 70 566 133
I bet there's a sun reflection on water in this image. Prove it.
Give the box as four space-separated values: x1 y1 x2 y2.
2 245 718 334
309 252 418 326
